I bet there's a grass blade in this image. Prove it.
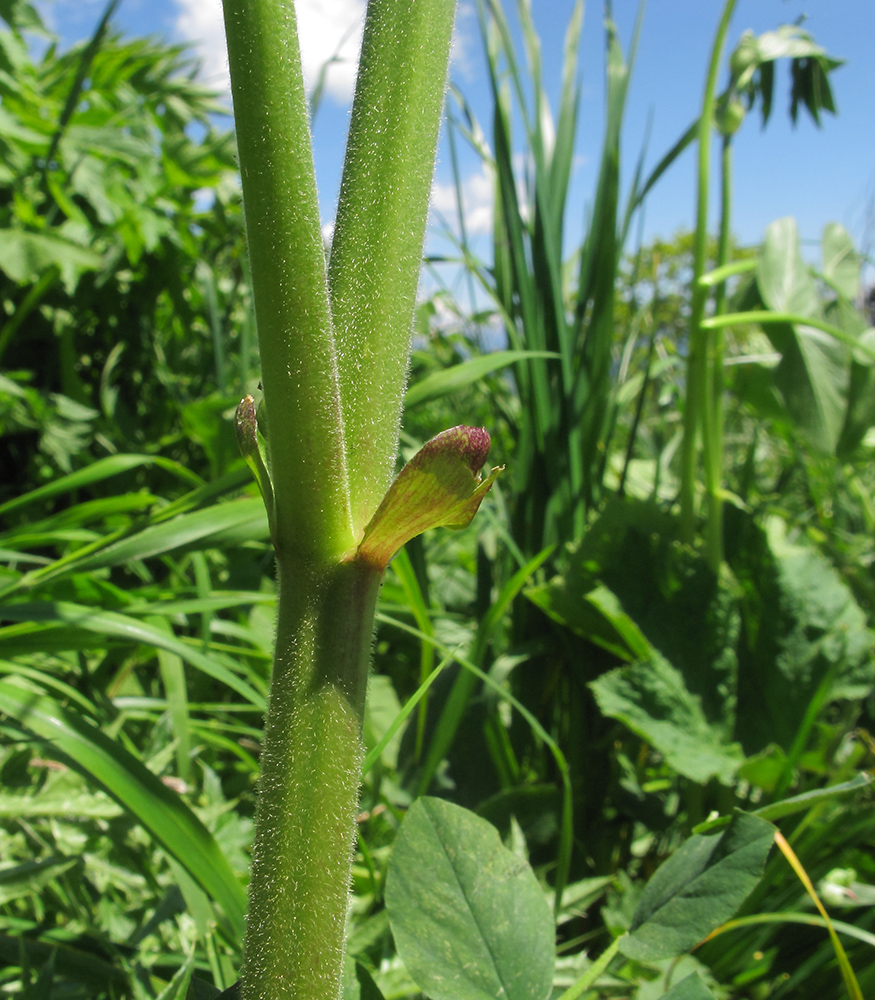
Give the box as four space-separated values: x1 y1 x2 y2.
0 679 247 940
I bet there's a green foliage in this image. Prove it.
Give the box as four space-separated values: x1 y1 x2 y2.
655 975 718 1000
622 812 775 961
0 0 873 998
386 797 554 1000
0 1 248 496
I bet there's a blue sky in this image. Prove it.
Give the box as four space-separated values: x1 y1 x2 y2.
40 0 875 280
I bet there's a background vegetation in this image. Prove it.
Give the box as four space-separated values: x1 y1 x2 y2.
0 0 873 997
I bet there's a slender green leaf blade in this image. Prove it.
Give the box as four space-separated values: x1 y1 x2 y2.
0 602 265 708
67 498 269 574
0 855 80 905
0 454 200 518
0 680 247 939
404 350 558 408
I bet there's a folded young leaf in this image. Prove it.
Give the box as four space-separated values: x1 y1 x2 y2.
356 426 502 571
235 394 275 537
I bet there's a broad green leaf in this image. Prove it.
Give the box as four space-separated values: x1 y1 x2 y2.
357 426 502 571
757 217 818 317
654 973 717 1000
590 653 744 785
836 310 875 456
530 499 739 733
526 580 651 661
770 320 850 453
187 979 240 1000
822 223 859 300
0 679 247 940
0 228 103 291
343 957 386 1000
186 979 223 1000
726 513 875 753
756 218 850 452
214 984 241 999
621 811 775 961
385 797 554 1000
354 965 385 1000
404 350 559 408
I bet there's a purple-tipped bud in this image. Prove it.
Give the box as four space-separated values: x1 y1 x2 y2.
356 425 503 571
413 426 491 479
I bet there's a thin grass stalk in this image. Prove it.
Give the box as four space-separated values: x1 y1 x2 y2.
704 133 733 565
679 0 738 554
475 0 574 552
445 118 481 342
619 255 660 497
481 14 553 554
573 5 643 517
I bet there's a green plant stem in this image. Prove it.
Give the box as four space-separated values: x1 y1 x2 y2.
679 0 738 549
222 2 458 996
221 0 353 564
329 0 457 535
703 133 733 568
243 558 382 1000
701 311 875 359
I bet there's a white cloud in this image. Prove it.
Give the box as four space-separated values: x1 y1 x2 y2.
174 0 365 103
449 2 480 83
431 162 494 236
175 0 229 93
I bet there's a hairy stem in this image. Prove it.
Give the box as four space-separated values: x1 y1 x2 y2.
222 0 353 563
243 559 382 1000
329 0 457 534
